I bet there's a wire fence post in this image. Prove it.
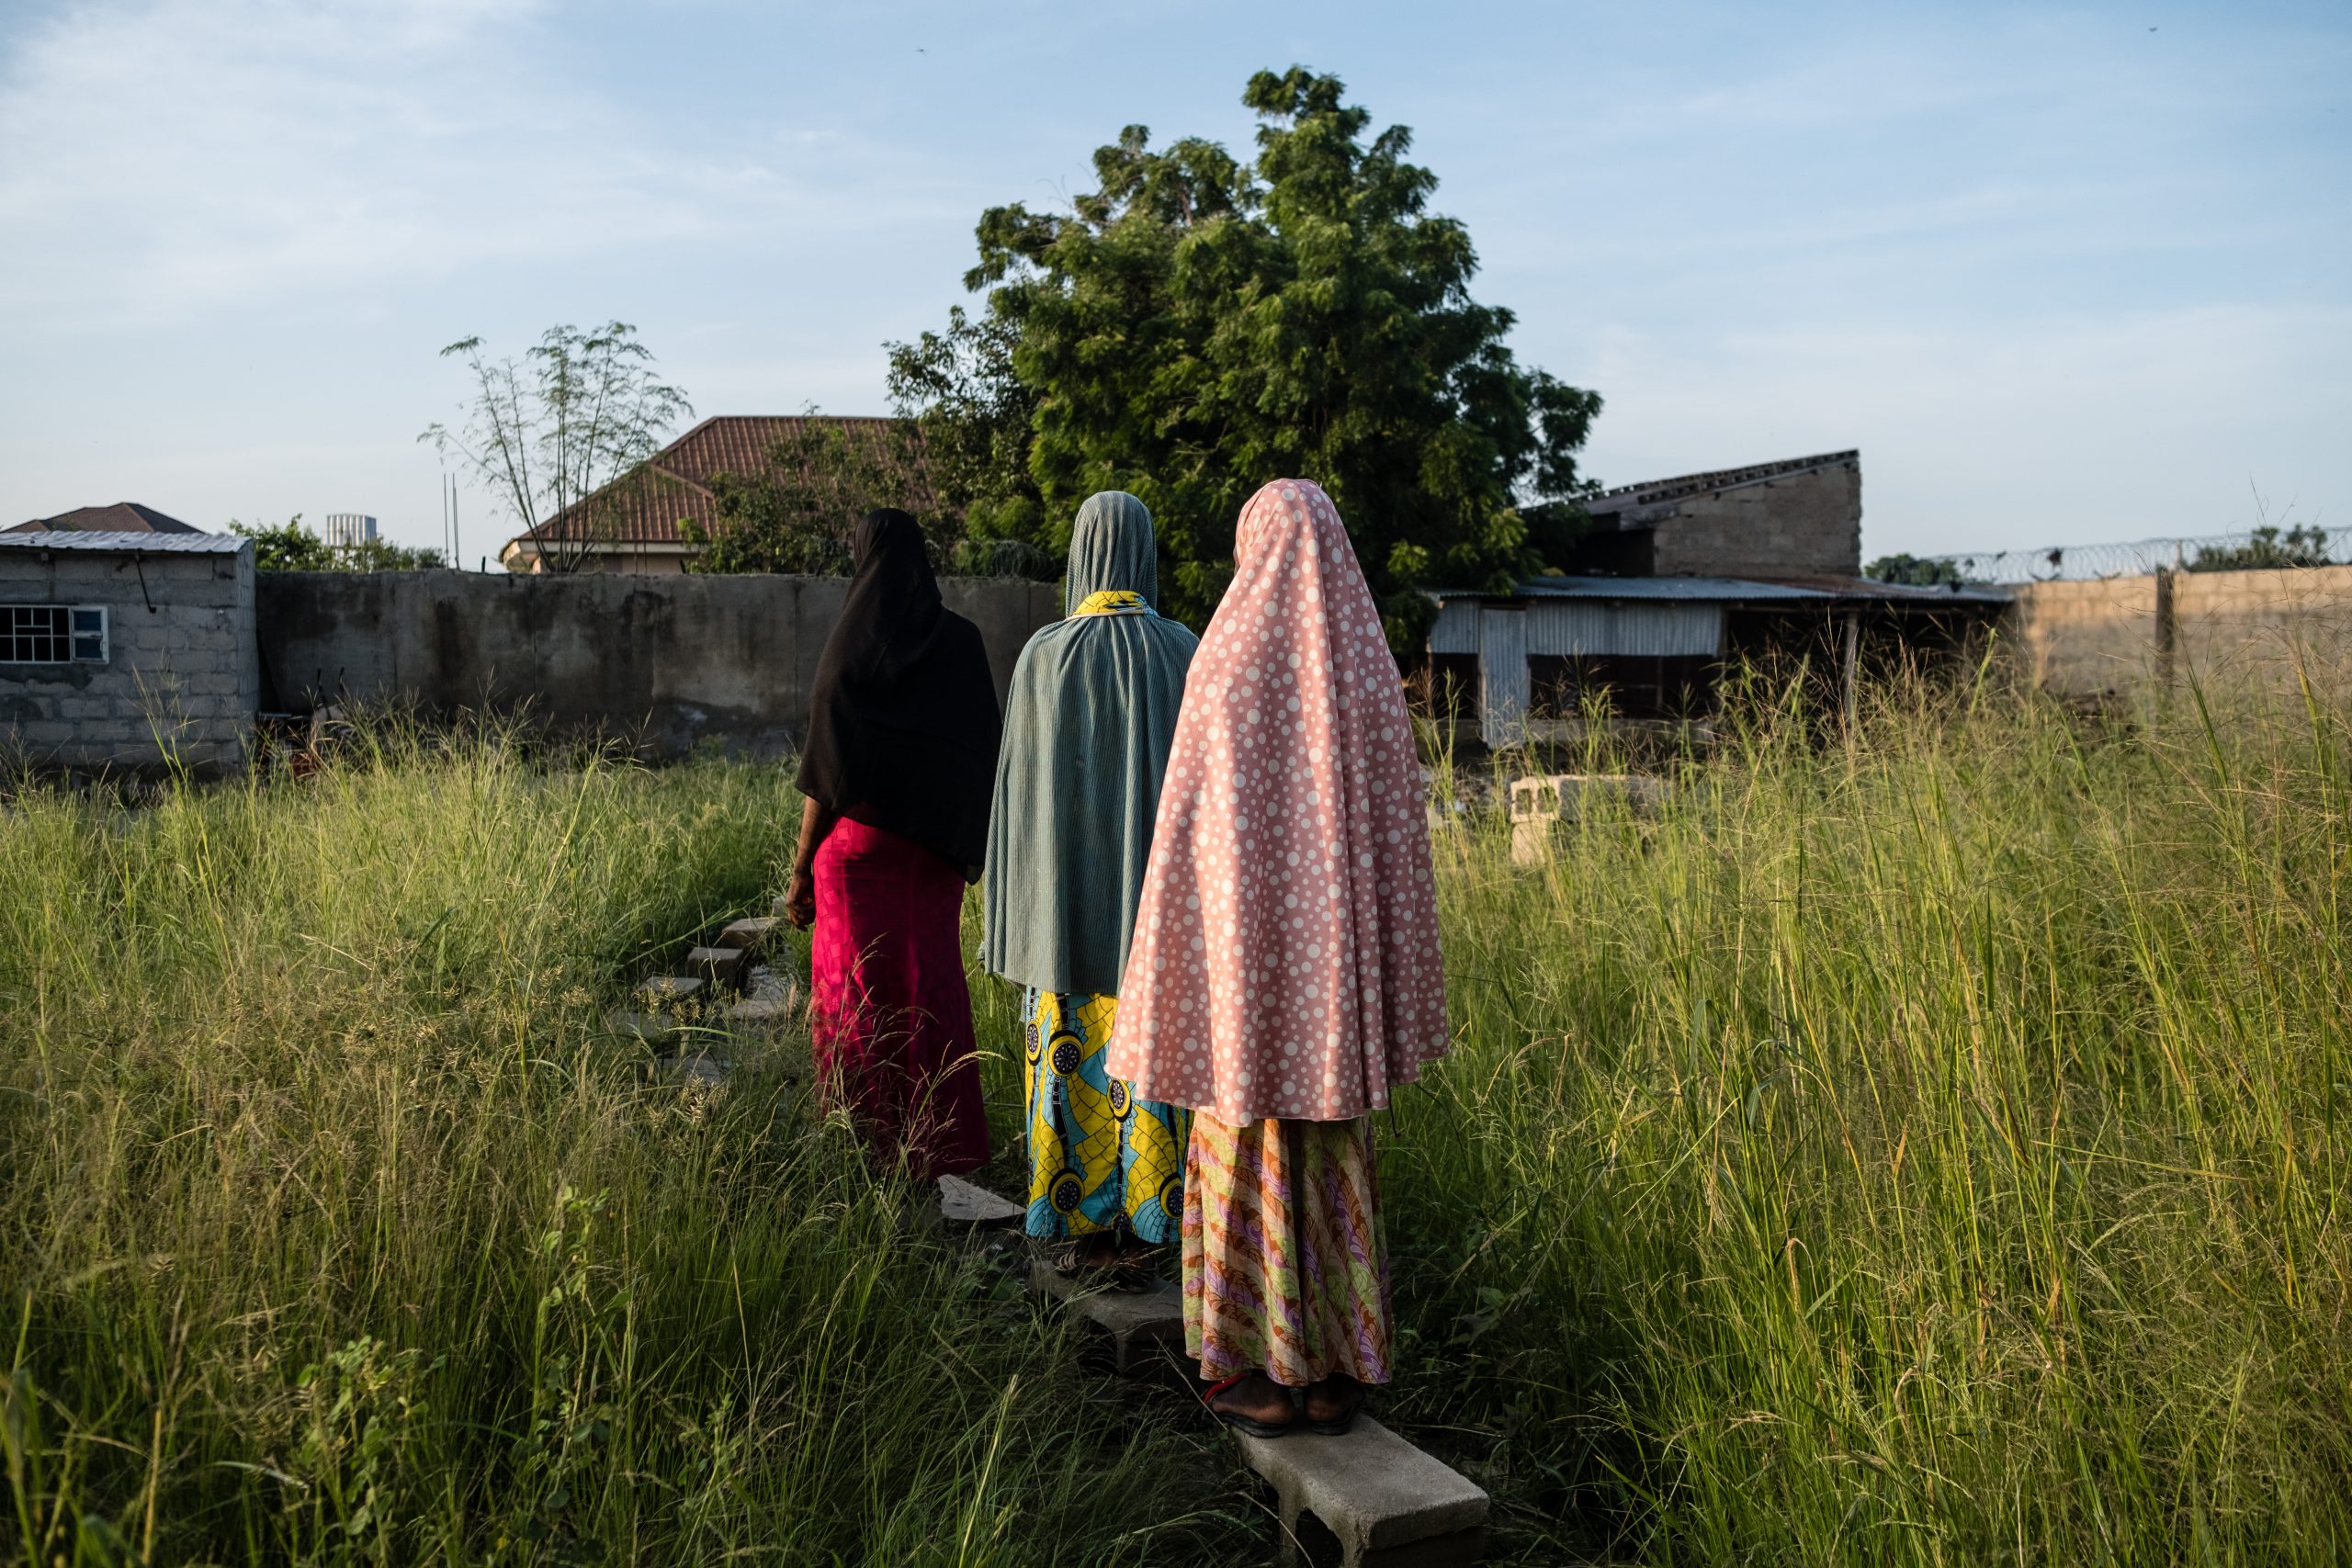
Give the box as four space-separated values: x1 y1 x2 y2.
1840 611 1860 730
2154 567 2177 689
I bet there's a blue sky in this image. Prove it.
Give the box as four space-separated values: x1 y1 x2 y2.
1 0 2344 563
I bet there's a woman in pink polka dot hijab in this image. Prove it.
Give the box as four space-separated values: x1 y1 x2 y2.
1107 478 1449 1437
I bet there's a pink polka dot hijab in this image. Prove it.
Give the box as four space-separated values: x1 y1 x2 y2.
1105 479 1450 1122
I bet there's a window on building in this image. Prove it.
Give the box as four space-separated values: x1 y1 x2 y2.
3 604 108 665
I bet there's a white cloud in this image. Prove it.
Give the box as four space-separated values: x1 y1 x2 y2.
0 0 953 330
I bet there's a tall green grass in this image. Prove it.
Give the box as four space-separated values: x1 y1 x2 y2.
1383 670 2352 1562
0 728 1244 1566
6 673 2348 1564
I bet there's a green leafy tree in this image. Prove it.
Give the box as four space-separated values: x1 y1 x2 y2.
885 306 1045 548
2188 524 2336 572
888 67 1601 647
420 322 691 574
231 515 444 571
1866 552 1969 588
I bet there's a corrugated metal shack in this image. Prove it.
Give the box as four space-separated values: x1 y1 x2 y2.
1425 573 2006 748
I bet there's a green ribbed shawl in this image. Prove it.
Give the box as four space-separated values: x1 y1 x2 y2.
981 492 1199 997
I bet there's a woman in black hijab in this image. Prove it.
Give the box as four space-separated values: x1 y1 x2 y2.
785 509 1002 1178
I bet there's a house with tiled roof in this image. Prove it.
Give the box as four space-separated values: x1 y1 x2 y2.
498 415 924 573
9 502 206 535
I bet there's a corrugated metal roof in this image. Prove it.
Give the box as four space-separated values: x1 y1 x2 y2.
1481 575 1830 602
1744 573 2010 605
0 530 248 555
1432 574 2006 607
6 502 206 535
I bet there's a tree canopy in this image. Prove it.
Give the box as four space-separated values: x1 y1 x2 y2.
888 67 1600 646
2188 524 2337 573
677 415 1057 581
1865 552 1970 589
230 515 442 572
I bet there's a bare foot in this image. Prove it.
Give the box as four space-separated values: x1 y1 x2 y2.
1045 1233 1120 1274
1305 1373 1363 1429
1206 1372 1295 1430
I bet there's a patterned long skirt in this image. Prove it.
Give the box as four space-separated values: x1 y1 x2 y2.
1023 989 1188 1243
808 818 989 1180
1182 1113 1392 1386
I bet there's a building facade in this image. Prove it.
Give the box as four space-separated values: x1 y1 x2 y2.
1428 452 2005 748
0 531 258 774
1564 451 1863 579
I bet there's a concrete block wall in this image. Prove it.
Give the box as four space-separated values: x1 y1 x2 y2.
2007 576 2157 696
1648 462 1862 579
2175 565 2352 685
257 570 1062 759
2007 564 2352 697
0 544 257 773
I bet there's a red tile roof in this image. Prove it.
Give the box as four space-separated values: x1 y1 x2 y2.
8 502 205 534
513 415 927 547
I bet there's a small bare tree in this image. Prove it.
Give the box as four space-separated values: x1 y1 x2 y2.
420 322 692 573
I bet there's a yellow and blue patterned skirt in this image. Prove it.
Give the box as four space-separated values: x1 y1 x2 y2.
1023 989 1188 1243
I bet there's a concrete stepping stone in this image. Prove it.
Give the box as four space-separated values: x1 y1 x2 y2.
1029 1259 1186 1377
659 1052 729 1089
936 1174 1025 1229
1234 1416 1487 1567
684 945 746 989
635 975 705 1005
718 916 779 952
607 1010 680 1045
728 986 801 1029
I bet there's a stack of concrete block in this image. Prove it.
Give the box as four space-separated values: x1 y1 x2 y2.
1235 1418 1489 1566
1508 773 1669 865
927 1171 1494 1564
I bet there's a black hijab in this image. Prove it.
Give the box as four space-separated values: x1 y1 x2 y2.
796 509 1003 877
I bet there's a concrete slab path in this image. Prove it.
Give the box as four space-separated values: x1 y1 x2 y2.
1235 1416 1488 1567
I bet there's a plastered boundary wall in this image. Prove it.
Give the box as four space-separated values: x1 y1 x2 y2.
257 570 1062 758
2007 565 2352 696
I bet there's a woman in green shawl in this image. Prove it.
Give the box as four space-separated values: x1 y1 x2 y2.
983 491 1199 1273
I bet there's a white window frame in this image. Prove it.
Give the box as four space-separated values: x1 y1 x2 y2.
1 603 109 665
71 605 108 662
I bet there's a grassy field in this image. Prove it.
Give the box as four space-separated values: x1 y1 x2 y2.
4 673 2348 1564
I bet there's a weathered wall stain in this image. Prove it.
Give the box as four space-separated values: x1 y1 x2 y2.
257 570 1060 758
